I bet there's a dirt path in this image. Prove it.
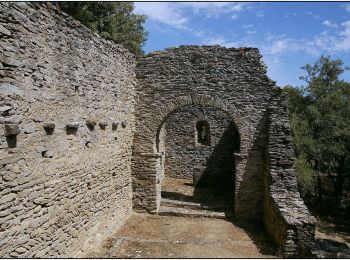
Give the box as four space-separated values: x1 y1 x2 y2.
88 213 277 258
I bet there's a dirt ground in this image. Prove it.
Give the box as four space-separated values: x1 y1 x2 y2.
88 213 277 258
161 176 234 210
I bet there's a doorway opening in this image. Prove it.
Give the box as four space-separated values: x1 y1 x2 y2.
157 106 239 216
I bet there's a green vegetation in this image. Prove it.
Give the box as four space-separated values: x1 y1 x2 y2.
60 2 147 56
284 56 350 213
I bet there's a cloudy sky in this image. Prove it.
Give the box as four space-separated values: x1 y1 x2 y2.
134 2 350 87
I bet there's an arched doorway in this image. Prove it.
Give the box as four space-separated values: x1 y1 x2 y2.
131 94 243 214
156 105 240 214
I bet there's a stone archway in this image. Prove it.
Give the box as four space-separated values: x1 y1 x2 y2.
131 94 242 214
158 104 240 215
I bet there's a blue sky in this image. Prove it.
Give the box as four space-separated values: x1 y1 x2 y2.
134 2 350 87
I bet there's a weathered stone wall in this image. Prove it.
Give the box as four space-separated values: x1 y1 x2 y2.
132 45 317 257
163 105 239 184
132 45 276 220
0 4 317 256
264 90 316 257
0 2 135 258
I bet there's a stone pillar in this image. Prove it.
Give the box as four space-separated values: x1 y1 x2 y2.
234 152 248 219
131 152 162 213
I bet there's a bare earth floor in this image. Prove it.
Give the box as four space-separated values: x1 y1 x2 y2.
88 213 277 258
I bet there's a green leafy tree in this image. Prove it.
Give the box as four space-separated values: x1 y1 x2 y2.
284 56 350 210
60 2 147 56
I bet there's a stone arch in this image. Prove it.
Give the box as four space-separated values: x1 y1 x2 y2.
153 94 242 154
132 93 242 214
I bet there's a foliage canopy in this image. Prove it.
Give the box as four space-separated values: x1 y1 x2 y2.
284 56 350 210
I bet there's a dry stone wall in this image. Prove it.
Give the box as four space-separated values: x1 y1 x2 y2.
132 45 317 257
0 3 317 257
0 2 135 258
264 90 316 257
163 105 239 188
133 45 276 219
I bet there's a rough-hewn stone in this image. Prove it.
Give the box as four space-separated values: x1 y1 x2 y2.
1 2 318 258
0 2 135 258
132 46 316 257
264 90 316 257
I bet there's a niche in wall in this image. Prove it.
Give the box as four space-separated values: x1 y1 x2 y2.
196 121 210 146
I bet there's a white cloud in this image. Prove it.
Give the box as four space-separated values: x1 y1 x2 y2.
134 2 251 30
243 24 253 29
322 20 338 28
264 39 290 55
256 11 264 18
306 11 320 20
343 3 350 12
204 36 237 47
134 3 188 29
247 30 257 35
182 2 250 17
285 12 297 18
135 2 350 60
335 20 350 51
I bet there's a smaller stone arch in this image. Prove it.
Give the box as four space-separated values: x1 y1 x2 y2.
153 94 242 153
132 93 242 214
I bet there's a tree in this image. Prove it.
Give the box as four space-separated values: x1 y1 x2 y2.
60 2 147 56
285 56 350 211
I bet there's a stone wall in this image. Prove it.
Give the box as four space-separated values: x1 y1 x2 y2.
163 105 239 184
0 3 317 257
0 2 135 258
132 45 276 221
264 90 316 257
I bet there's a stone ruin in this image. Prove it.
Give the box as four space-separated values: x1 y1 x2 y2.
0 2 319 258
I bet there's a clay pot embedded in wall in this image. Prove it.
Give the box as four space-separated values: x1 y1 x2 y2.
43 122 55 135
66 122 79 135
112 122 119 131
99 121 108 130
4 123 20 148
86 119 97 131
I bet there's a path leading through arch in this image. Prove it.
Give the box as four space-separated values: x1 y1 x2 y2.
87 213 278 258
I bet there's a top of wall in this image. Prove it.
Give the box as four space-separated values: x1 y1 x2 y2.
139 45 275 82
1 2 134 61
136 45 277 94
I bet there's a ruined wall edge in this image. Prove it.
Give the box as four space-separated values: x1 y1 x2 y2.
264 90 316 257
0 2 136 257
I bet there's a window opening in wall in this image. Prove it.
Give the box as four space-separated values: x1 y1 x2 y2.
196 121 210 146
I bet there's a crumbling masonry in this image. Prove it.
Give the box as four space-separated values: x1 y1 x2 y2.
0 2 316 258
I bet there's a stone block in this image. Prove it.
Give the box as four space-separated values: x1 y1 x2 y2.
0 193 16 204
23 124 36 134
0 24 11 36
4 124 20 136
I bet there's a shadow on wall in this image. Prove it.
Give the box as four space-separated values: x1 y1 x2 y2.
235 110 269 223
162 121 239 210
